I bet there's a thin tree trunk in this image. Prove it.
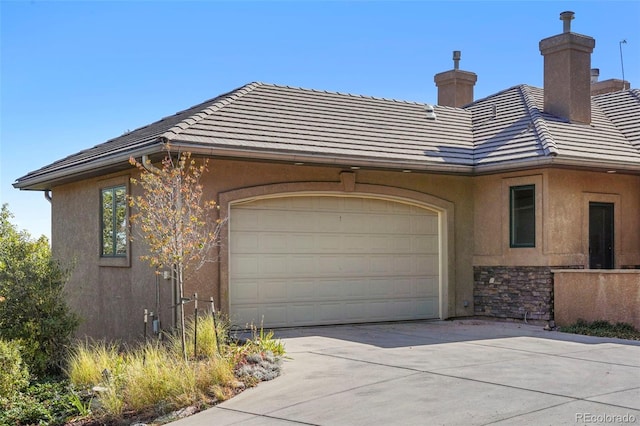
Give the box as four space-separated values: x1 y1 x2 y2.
178 262 187 361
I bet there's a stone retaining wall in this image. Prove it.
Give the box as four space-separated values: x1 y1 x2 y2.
473 266 582 321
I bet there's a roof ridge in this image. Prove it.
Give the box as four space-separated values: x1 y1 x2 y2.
465 84 532 107
519 85 558 156
160 82 264 141
258 82 432 107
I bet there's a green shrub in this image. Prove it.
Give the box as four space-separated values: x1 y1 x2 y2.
0 339 29 397
0 204 80 377
241 325 286 357
560 319 640 340
0 379 82 426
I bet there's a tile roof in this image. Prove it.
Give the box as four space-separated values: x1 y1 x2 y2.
593 89 640 151
467 85 640 168
14 82 640 190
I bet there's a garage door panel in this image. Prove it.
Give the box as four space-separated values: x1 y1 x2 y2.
261 233 289 251
416 255 439 275
230 196 441 328
414 235 439 253
232 305 260 328
286 280 316 300
290 304 317 325
340 213 368 232
231 254 259 277
233 233 259 251
260 280 288 302
232 280 259 303
413 215 438 234
416 276 439 297
317 280 345 298
262 305 288 326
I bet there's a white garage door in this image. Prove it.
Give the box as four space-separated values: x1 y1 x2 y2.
229 196 440 328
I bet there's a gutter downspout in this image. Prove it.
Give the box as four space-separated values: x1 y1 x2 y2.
44 190 52 202
141 155 162 174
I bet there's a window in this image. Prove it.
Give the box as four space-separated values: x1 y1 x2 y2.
510 185 535 247
101 185 127 257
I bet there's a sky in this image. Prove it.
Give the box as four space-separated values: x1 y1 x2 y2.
1 0 639 240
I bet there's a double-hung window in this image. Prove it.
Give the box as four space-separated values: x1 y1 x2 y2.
510 185 535 248
101 185 127 257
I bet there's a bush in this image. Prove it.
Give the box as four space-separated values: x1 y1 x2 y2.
0 339 29 397
560 319 640 340
0 204 80 377
0 379 82 426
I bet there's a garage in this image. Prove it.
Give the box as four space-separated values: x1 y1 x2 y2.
229 195 441 328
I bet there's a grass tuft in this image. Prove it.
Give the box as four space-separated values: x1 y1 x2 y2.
66 340 121 390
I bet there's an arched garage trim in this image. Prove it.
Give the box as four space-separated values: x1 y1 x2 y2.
218 181 455 325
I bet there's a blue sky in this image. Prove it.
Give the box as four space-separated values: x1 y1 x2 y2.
1 1 639 239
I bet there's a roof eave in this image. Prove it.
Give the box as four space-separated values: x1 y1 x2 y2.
474 156 640 175
164 142 476 174
12 144 165 191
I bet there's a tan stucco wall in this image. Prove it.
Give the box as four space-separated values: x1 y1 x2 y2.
53 159 640 341
473 169 640 268
53 159 476 341
554 270 640 329
52 172 174 341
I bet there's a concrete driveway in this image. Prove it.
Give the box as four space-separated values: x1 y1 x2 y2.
171 320 640 425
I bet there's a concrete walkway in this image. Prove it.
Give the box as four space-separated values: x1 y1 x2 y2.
171 320 640 425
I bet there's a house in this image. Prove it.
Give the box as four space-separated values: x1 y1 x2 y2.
14 12 640 340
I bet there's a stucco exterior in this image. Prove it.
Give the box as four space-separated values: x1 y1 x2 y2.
55 156 640 341
54 158 476 341
554 270 640 329
472 168 640 321
473 169 640 268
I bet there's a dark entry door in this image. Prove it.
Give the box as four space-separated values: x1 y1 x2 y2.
589 202 614 269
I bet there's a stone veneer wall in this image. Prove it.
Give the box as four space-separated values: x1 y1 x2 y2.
473 266 583 321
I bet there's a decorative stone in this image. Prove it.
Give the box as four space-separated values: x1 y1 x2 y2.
473 265 583 321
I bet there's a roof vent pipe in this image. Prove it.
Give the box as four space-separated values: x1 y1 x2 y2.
591 68 600 83
560 11 574 33
453 50 461 70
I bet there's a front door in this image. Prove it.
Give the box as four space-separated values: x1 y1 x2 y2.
589 202 614 269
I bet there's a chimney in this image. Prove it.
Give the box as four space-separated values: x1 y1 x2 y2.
591 78 630 95
539 11 595 124
434 51 477 107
